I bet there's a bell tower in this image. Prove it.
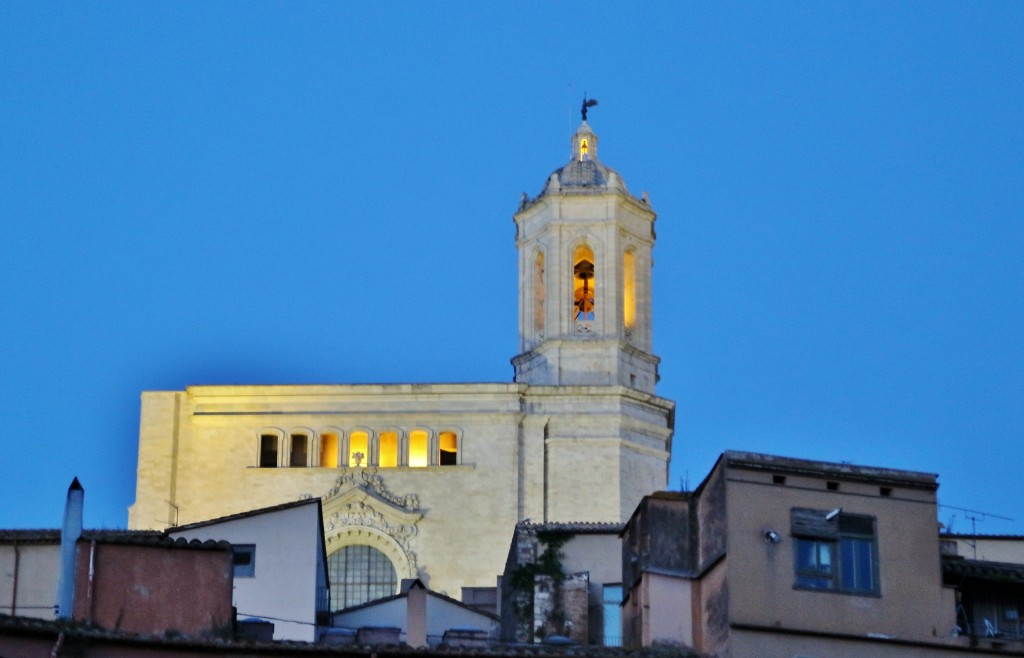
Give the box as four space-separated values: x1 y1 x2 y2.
513 115 660 393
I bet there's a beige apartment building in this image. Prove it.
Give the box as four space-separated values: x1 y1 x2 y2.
622 451 1024 657
128 117 675 610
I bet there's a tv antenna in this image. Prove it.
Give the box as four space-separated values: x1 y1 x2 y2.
938 504 1014 560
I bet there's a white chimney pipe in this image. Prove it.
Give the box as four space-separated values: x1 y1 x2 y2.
56 478 83 619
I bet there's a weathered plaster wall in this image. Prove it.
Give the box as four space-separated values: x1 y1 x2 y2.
0 543 59 620
73 542 232 636
723 466 955 643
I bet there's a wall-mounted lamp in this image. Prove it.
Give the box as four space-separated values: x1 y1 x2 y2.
825 507 842 521
764 530 781 544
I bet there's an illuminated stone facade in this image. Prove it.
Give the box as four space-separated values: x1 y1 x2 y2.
129 120 674 605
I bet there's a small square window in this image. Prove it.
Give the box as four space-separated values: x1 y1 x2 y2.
233 545 256 578
826 481 839 491
773 475 786 485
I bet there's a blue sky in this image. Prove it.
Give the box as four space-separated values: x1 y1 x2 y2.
1 3 1021 534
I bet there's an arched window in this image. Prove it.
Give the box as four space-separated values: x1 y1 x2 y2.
319 432 339 468
623 249 636 332
289 433 309 467
378 431 399 468
258 433 280 468
328 544 398 610
348 431 369 467
573 245 596 324
580 138 589 161
408 430 429 468
533 252 545 337
438 431 458 466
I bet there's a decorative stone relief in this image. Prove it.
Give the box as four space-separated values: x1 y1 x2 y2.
361 470 419 510
321 468 423 578
325 500 417 542
325 468 419 511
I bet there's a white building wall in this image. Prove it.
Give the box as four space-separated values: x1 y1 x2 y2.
0 543 59 619
946 536 1024 564
331 592 496 645
169 501 323 642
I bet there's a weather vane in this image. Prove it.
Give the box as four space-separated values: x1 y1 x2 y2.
582 96 598 121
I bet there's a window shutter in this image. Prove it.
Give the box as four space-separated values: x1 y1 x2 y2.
790 508 838 539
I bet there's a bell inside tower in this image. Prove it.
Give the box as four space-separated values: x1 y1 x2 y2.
573 246 596 325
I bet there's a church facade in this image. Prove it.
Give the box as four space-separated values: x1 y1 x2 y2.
128 118 675 607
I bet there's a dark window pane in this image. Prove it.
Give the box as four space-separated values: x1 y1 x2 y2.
290 434 308 467
797 539 833 574
259 435 278 468
841 537 875 592
796 539 816 570
233 545 256 578
838 515 873 536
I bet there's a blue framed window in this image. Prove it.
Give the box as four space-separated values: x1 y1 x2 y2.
792 509 878 595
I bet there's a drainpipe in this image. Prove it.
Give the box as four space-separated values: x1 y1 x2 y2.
56 478 84 619
50 630 65 658
86 540 96 624
10 541 19 616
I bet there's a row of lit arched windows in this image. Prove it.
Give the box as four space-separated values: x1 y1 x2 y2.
530 245 637 334
257 428 460 469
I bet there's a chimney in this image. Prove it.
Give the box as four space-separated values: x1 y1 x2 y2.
56 478 83 619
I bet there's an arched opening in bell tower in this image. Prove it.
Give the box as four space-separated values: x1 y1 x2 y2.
623 248 636 335
533 252 545 338
573 245 596 326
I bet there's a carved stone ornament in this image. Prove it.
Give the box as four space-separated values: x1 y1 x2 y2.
320 468 423 578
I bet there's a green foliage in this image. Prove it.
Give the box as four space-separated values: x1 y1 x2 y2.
508 532 570 640
509 532 569 590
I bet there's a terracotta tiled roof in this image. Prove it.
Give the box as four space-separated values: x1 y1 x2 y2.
0 529 61 543
331 579 499 621
0 529 229 551
168 497 321 531
516 521 623 535
943 556 1024 584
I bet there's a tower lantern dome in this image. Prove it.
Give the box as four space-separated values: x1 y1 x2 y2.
540 121 628 196
514 117 660 393
572 121 598 162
